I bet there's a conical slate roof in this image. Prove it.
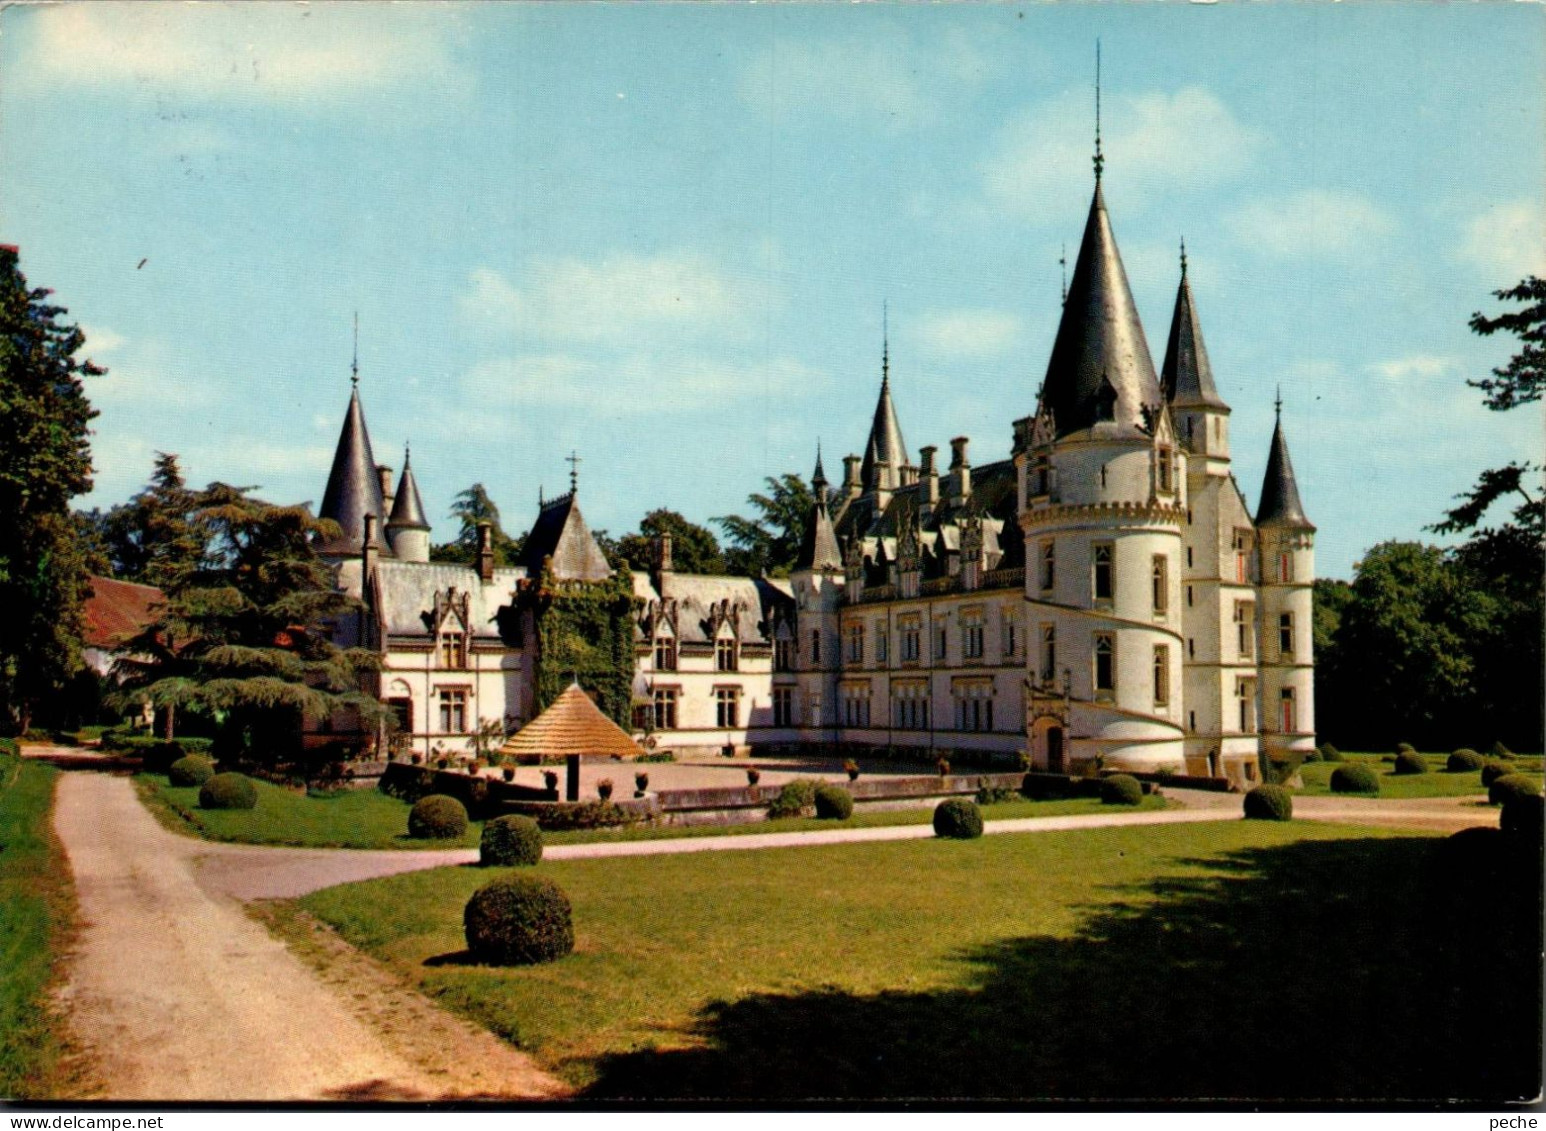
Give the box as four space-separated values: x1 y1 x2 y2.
318 386 387 555
859 365 908 490
387 450 430 530
497 683 642 760
1255 415 1314 530
519 492 613 581
1161 260 1228 410
1040 183 1163 439
796 450 842 572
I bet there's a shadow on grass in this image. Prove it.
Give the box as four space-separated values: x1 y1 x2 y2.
424 949 479 968
583 835 1543 1103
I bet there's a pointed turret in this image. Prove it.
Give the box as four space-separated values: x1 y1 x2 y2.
859 323 909 492
318 384 388 557
386 445 431 563
1161 245 1227 410
1039 182 1163 439
1255 403 1314 530
518 490 612 582
796 446 842 573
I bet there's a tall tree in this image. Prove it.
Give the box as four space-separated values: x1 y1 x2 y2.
97 452 209 591
715 473 814 577
613 509 725 574
116 484 384 759
0 247 100 733
430 483 524 566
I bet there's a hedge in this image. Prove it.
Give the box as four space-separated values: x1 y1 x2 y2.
479 815 543 866
167 755 215 787
1243 784 1293 821
813 784 854 820
933 798 983 839
768 778 820 819
1489 774 1542 808
1318 744 1345 763
1481 760 1516 788
1100 774 1143 806
1392 751 1428 776
408 794 468 839
1447 749 1486 773
199 772 257 810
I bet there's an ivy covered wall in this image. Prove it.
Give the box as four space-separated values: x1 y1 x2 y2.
517 565 638 727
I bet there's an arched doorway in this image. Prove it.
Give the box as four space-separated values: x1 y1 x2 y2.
1031 716 1066 773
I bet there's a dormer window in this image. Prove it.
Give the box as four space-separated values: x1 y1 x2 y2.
1157 448 1174 493
715 637 738 672
440 630 467 670
773 636 794 672
654 635 677 671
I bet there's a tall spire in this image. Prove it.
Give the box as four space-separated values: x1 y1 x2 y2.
796 443 842 572
1038 176 1162 439
1093 39 1104 182
318 367 387 556
1161 242 1227 409
387 442 430 531
351 311 359 388
860 307 909 491
1255 406 1314 530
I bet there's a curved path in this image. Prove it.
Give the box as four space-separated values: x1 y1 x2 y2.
52 770 566 1102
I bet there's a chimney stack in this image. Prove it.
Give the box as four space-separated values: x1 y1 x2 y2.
949 436 971 504
655 532 674 578
842 454 862 498
376 464 394 512
476 521 495 582
920 445 940 514
362 513 379 577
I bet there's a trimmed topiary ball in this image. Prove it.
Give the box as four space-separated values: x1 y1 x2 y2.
168 754 215 787
1489 773 1542 807
813 784 854 820
1243 784 1293 821
1447 749 1485 773
1480 760 1515 788
1319 744 1345 763
1392 750 1428 776
933 797 984 839
1100 774 1143 806
199 772 257 810
409 793 469 839
1492 741 1516 760
1330 764 1379 795
464 874 574 966
1303 747 1323 763
1395 742 1417 756
479 814 543 866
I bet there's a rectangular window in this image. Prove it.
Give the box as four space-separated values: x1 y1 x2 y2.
654 635 677 671
1093 543 1114 601
1279 613 1294 658
935 626 948 661
808 692 822 727
1187 546 1193 568
715 637 738 672
954 684 994 732
440 631 467 670
1040 541 1056 591
1094 633 1115 696
1153 644 1170 707
901 620 920 663
876 625 889 664
653 688 678 731
1188 637 1195 659
846 624 865 664
772 687 794 727
893 683 929 730
1236 679 1256 733
1188 709 1197 733
1152 555 1168 614
1157 448 1174 493
437 688 468 734
1235 602 1255 660
715 686 740 729
811 630 821 666
962 613 984 660
1040 624 1057 683
1186 584 1194 608
1281 687 1297 733
1002 613 1017 658
841 685 871 727
773 637 794 672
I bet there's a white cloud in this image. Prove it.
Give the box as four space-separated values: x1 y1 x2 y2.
912 309 1023 360
457 253 777 346
1455 200 1546 284
981 86 1257 217
463 352 824 414
19 5 465 101
1225 189 1397 260
79 325 126 359
1366 354 1459 385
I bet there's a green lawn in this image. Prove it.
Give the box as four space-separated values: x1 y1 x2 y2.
1297 756 1544 798
136 775 484 850
136 772 1164 850
0 753 75 1098
296 819 1542 1101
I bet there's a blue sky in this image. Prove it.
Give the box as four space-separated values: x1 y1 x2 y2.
3 2 1541 579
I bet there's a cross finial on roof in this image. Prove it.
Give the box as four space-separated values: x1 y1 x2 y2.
351 311 360 388
566 450 582 493
1093 39 1104 182
403 439 411 465
1275 384 1283 421
1180 237 1188 278
882 300 890 388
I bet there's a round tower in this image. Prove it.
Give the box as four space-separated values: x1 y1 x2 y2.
386 445 432 564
